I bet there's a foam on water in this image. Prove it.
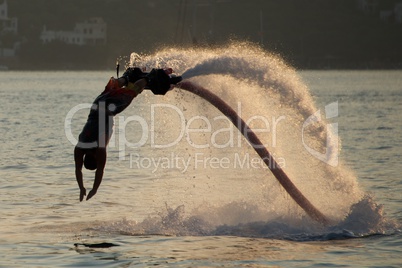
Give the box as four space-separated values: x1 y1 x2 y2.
93 42 398 240
92 196 396 240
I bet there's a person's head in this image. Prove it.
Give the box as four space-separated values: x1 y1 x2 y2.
84 151 97 170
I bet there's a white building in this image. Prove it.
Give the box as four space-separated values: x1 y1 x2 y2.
40 17 107 45
0 0 19 59
0 0 18 34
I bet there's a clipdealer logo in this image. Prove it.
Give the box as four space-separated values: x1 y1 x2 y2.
64 101 339 170
64 101 286 157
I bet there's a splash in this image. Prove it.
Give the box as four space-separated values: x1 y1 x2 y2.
108 42 397 238
178 80 329 225
93 196 394 240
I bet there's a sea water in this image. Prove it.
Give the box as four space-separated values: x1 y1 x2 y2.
0 45 401 267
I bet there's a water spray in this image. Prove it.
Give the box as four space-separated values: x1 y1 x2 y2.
178 80 330 226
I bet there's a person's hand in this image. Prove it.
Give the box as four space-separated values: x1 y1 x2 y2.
86 189 97 201
79 187 86 202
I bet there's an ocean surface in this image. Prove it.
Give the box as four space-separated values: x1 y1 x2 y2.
1 46 401 267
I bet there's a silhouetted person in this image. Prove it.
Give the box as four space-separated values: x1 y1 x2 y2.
74 67 181 201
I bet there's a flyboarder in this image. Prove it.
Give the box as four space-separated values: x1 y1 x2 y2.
74 67 181 201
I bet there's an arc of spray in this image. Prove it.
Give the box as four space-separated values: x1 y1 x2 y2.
178 80 330 225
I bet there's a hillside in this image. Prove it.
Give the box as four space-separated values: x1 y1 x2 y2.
4 0 402 69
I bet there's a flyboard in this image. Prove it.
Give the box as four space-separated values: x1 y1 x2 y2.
177 80 330 226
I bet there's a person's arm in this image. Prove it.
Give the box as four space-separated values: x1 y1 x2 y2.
74 146 86 201
86 148 107 201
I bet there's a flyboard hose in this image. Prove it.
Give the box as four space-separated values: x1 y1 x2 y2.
177 80 330 225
